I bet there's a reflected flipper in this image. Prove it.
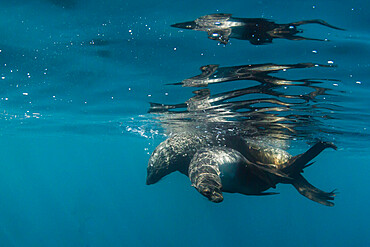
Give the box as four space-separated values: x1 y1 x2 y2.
289 19 345 31
207 29 231 44
282 35 326 42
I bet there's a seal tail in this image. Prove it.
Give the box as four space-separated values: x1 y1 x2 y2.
282 142 337 206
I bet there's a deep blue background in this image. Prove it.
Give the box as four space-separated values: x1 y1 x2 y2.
0 1 369 246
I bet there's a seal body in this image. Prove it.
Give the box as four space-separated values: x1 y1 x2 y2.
147 133 337 206
147 133 290 185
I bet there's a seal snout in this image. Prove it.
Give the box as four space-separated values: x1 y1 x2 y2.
146 172 160 185
171 21 196 29
146 178 152 185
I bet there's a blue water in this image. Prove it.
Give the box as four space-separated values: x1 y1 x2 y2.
0 1 369 246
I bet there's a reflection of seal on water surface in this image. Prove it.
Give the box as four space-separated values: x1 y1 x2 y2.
147 133 337 206
171 14 345 45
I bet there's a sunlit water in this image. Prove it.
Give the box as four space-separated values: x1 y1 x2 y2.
0 1 369 246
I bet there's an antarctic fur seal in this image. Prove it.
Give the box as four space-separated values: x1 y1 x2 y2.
146 133 337 206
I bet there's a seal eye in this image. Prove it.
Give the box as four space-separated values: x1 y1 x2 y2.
203 188 211 196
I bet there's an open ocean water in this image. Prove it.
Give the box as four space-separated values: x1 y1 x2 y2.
0 1 369 246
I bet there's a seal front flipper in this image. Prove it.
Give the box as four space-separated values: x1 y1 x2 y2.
188 148 225 203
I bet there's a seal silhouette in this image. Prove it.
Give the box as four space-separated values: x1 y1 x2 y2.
171 13 345 45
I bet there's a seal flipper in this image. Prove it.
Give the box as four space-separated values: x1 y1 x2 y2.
282 142 337 206
283 141 337 175
291 174 336 206
188 148 224 203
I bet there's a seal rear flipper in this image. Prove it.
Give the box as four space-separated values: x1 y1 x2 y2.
283 141 337 175
292 174 336 206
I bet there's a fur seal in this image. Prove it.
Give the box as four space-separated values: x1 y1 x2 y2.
171 14 345 45
147 133 337 206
